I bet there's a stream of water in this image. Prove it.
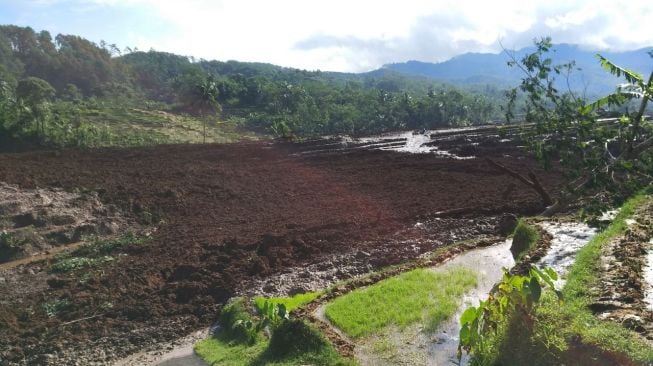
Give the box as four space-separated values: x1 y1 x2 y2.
536 222 597 286
426 221 596 365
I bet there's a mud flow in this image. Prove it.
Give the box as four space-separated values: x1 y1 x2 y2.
0 128 564 365
0 182 133 265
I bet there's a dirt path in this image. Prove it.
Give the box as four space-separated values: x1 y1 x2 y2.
0 241 84 272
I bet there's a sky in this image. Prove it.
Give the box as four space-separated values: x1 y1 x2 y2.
1 0 652 72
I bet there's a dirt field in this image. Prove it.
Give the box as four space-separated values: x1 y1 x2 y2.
0 133 563 364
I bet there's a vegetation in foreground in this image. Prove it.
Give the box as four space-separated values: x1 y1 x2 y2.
194 299 354 366
325 267 477 338
466 190 653 365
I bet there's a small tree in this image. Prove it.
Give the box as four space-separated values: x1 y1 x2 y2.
506 38 653 215
15 77 55 139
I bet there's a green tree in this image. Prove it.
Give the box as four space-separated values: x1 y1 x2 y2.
15 76 55 138
192 75 222 143
506 38 653 215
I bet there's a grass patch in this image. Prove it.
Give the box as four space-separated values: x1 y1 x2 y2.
477 189 653 365
0 231 28 262
82 106 255 146
50 256 114 273
42 298 71 318
324 267 477 338
510 219 539 260
195 299 354 366
71 232 147 257
49 233 147 273
253 291 321 314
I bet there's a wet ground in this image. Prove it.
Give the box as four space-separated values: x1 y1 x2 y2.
0 128 564 365
594 198 653 341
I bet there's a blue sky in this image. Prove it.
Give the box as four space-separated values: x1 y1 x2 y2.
1 0 652 72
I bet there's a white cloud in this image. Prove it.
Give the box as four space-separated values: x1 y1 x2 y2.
11 0 653 71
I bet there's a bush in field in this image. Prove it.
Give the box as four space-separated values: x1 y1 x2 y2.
510 220 540 260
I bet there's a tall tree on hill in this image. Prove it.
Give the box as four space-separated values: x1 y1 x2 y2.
193 75 221 143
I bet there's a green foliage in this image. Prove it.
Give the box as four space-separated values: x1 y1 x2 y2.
507 37 653 214
469 191 653 365
196 298 354 365
325 267 477 338
253 291 320 314
50 255 114 273
231 299 291 345
219 298 261 345
195 320 354 366
42 298 71 318
510 220 540 260
0 24 504 151
71 232 147 257
49 233 146 273
0 230 27 261
458 267 561 362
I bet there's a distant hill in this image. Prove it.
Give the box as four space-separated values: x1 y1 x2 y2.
383 44 653 97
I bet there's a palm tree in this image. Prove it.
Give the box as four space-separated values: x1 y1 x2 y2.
193 75 221 143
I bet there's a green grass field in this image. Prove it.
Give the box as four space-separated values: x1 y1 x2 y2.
324 267 477 338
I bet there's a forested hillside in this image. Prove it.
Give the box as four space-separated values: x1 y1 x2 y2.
0 25 502 150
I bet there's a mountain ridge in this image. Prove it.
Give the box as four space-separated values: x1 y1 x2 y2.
381 44 653 96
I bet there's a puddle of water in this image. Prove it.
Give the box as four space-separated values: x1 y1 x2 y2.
644 238 653 313
537 222 596 286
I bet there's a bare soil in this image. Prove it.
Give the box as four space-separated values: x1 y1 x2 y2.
593 198 653 341
0 134 563 365
0 182 134 264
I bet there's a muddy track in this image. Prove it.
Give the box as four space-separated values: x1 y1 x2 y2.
0 136 563 365
592 198 653 341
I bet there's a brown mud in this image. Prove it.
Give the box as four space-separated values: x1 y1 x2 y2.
0 134 563 365
592 198 653 341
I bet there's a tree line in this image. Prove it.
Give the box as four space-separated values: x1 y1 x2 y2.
0 25 503 148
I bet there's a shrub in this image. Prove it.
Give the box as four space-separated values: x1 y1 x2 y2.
510 220 540 260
